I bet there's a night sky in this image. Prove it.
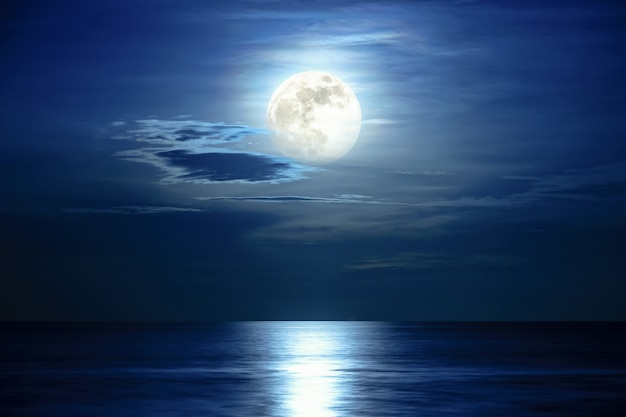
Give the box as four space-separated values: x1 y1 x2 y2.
2 0 625 321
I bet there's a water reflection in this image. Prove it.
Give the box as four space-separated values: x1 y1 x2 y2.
244 321 363 417
4 323 626 416
281 325 343 417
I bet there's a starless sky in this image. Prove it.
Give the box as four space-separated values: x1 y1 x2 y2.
1 0 625 320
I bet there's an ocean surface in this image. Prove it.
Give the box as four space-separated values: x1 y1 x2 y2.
1 322 625 416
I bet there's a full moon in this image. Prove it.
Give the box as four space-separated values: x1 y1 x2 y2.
266 71 362 165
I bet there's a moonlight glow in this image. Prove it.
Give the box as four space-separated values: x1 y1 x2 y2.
267 71 362 165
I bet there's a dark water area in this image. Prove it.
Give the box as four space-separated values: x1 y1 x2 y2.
1 322 625 416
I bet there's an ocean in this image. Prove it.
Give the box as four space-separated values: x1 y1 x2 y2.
1 322 625 416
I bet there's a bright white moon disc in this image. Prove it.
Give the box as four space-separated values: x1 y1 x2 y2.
266 71 361 165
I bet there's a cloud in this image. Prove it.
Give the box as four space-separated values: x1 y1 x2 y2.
501 175 544 181
247 202 460 242
302 31 403 48
156 150 307 183
346 252 528 271
114 118 315 184
197 194 376 204
196 193 530 210
63 206 205 215
389 170 456 176
504 162 626 203
335 194 371 200
420 196 529 208
362 118 396 125
117 119 266 146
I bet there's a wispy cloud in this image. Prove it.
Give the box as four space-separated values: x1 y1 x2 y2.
196 193 531 210
501 175 544 181
115 119 266 146
389 170 456 176
346 252 528 271
248 204 460 242
504 162 626 203
63 206 205 215
197 194 383 205
302 31 404 48
362 118 396 125
113 118 316 184
421 196 531 208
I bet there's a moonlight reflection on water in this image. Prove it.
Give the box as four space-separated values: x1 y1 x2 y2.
2 322 626 416
283 325 346 416
248 321 361 416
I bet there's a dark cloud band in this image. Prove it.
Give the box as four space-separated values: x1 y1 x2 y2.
114 118 315 184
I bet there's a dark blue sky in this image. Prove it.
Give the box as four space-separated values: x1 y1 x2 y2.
2 0 625 320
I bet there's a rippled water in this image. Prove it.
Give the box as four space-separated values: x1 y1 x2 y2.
1 322 625 416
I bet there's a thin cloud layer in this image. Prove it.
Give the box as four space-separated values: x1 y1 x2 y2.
500 162 626 204
115 119 266 146
197 194 384 204
346 252 528 272
114 118 315 184
63 206 205 215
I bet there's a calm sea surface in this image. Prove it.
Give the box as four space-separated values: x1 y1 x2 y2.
1 322 625 416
